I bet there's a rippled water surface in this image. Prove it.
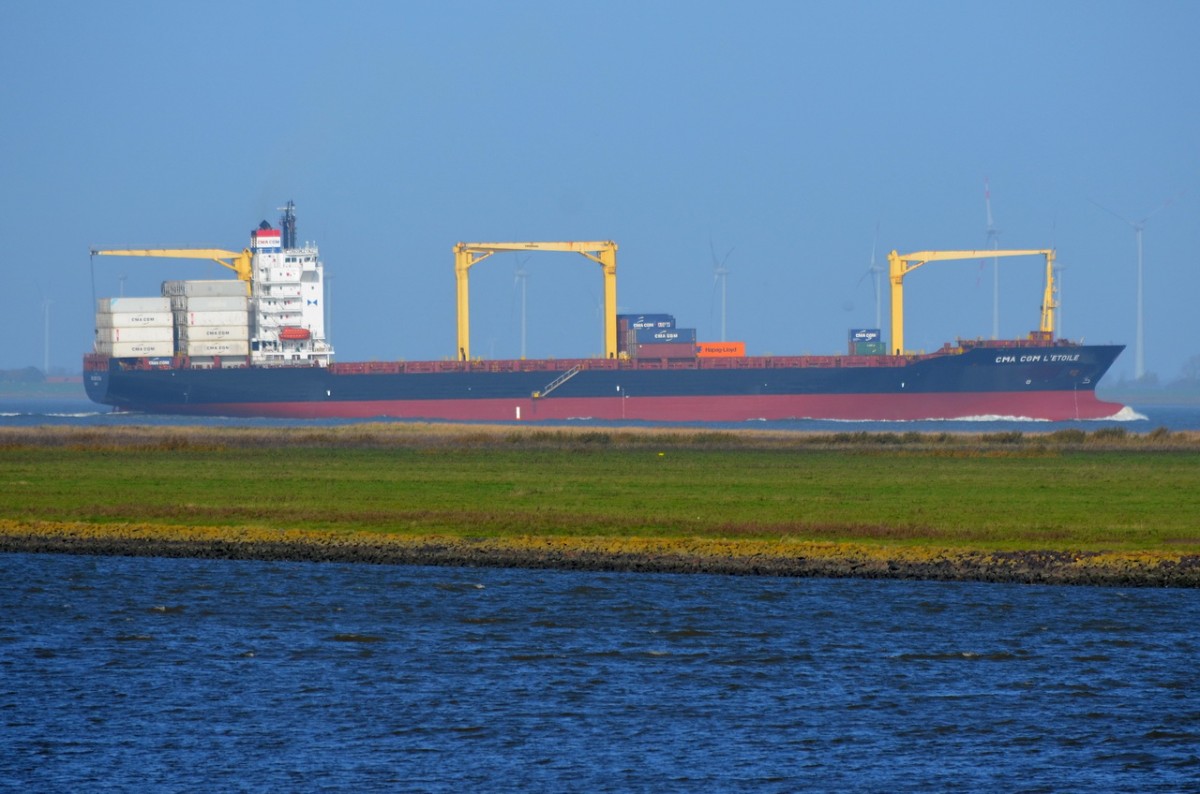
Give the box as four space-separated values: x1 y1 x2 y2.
2 553 1198 791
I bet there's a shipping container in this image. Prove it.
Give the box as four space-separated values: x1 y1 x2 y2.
635 327 696 344
618 313 675 330
97 296 171 313
175 310 251 327
95 326 174 343
851 341 887 356
176 325 250 341
183 340 251 357
161 280 249 298
95 311 173 328
169 295 249 312
697 341 746 357
633 342 697 359
95 340 175 357
849 328 881 343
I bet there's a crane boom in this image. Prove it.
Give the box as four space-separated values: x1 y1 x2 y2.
90 248 254 287
453 241 618 360
887 248 1056 355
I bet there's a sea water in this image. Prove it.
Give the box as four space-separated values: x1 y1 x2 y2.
2 554 1198 791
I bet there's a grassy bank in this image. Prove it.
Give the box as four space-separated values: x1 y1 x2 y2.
2 425 1199 585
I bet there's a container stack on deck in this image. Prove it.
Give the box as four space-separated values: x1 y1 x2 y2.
617 313 698 359
164 280 251 365
94 297 174 358
616 313 745 359
848 328 885 356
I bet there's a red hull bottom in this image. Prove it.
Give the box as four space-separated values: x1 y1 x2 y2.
135 390 1128 422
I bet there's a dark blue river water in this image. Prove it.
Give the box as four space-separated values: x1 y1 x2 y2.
2 553 1198 792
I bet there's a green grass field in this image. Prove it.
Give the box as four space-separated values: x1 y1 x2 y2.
3 425 1198 554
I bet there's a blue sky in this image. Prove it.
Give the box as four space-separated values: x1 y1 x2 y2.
2 1 1197 382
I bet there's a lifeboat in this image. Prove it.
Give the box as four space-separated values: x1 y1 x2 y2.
279 326 311 341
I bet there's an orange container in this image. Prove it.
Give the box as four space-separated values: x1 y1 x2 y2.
696 341 745 358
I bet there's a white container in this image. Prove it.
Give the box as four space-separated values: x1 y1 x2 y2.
95 340 175 357
176 310 250 327
95 311 173 328
177 324 249 341
183 340 250 356
97 296 171 313
96 326 174 343
169 295 249 312
162 279 248 298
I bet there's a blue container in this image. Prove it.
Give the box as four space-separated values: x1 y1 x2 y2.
619 313 675 330
849 328 881 343
635 327 696 344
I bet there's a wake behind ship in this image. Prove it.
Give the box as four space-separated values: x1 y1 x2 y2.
85 204 1125 422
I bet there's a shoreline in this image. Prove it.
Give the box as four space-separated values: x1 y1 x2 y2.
3 521 1197 587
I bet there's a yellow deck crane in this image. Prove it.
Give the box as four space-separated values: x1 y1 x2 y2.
887 249 1057 355
89 248 254 293
453 241 618 360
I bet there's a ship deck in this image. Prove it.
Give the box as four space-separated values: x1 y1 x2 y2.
85 336 1085 376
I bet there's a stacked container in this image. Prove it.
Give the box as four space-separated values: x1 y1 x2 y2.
696 341 746 357
164 280 251 358
634 327 696 345
618 313 686 357
95 297 174 358
616 314 699 359
848 328 886 355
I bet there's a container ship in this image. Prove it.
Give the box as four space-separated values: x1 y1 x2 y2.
84 204 1125 422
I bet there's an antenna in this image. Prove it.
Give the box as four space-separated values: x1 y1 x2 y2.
710 239 734 342
278 200 297 249
1091 192 1182 380
856 222 884 330
984 178 1001 338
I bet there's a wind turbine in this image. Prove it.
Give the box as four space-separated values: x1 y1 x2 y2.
42 298 52 375
985 179 1001 339
710 240 734 342
856 222 884 330
513 255 529 358
1092 193 1180 381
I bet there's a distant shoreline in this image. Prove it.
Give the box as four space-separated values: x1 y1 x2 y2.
0 381 87 400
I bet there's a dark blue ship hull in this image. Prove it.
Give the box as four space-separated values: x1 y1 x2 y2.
84 342 1126 421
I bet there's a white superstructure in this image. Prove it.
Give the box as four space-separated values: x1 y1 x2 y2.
248 219 334 366
92 202 334 368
